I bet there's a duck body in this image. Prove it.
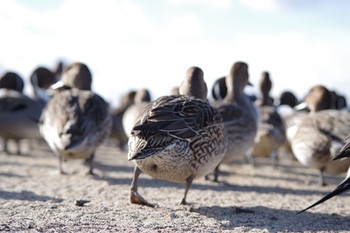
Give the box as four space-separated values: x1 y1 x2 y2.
122 89 151 138
251 72 286 160
291 109 350 176
299 134 350 213
128 95 227 183
0 89 43 141
217 99 257 163
252 105 286 158
215 62 258 165
40 88 111 173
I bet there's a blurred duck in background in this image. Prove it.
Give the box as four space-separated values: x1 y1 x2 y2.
251 71 286 166
30 66 57 103
291 85 350 186
39 62 112 175
211 76 226 102
122 88 151 138
299 134 350 213
110 90 137 151
128 66 227 207
0 72 24 92
275 90 301 158
208 62 258 182
0 71 44 154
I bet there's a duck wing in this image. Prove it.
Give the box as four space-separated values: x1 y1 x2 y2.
129 95 222 160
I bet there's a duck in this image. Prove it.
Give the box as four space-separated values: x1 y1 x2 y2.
278 90 299 108
299 134 350 213
122 88 151 138
0 71 24 93
251 71 286 164
291 85 350 186
110 90 137 150
254 71 274 106
128 66 228 207
39 62 112 175
209 61 258 182
211 76 227 101
30 66 57 103
0 71 43 154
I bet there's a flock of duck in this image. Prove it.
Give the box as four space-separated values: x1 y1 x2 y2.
1 60 350 213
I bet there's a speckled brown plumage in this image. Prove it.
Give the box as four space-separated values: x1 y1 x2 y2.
128 66 227 206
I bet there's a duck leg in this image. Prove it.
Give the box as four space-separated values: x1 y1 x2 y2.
15 140 21 155
3 139 10 154
179 175 194 205
271 150 279 168
58 157 67 175
130 166 155 207
205 165 220 182
85 153 95 175
318 168 326 186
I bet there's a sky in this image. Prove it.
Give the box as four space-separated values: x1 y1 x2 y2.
0 0 350 106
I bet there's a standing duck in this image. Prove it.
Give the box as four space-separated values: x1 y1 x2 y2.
211 76 227 101
39 62 112 174
0 72 24 92
30 66 57 103
209 62 258 181
128 66 227 207
252 71 286 165
110 90 137 150
0 71 42 154
291 85 350 186
122 88 151 138
299 134 350 213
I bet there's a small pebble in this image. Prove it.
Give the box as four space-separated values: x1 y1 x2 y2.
75 199 90 206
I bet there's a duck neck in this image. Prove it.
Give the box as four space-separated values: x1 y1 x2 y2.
225 86 246 104
261 93 273 106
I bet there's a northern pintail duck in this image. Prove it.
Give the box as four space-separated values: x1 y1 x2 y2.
275 90 302 158
128 66 227 207
276 90 299 118
39 62 112 174
0 72 42 154
299 135 350 213
291 85 350 186
209 62 258 181
0 90 43 154
110 90 137 150
0 71 24 93
279 90 298 108
254 71 274 106
331 90 348 110
122 88 151 138
30 66 57 102
251 72 286 164
211 76 226 101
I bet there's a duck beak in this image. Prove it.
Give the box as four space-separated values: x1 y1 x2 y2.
294 102 308 111
50 80 65 90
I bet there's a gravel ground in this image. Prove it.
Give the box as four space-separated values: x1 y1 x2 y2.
1 141 350 232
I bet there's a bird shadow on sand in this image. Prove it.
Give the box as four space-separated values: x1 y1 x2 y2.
191 205 350 232
94 171 335 198
93 160 134 173
0 172 25 178
0 190 64 203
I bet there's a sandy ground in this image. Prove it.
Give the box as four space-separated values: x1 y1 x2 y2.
1 141 350 232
